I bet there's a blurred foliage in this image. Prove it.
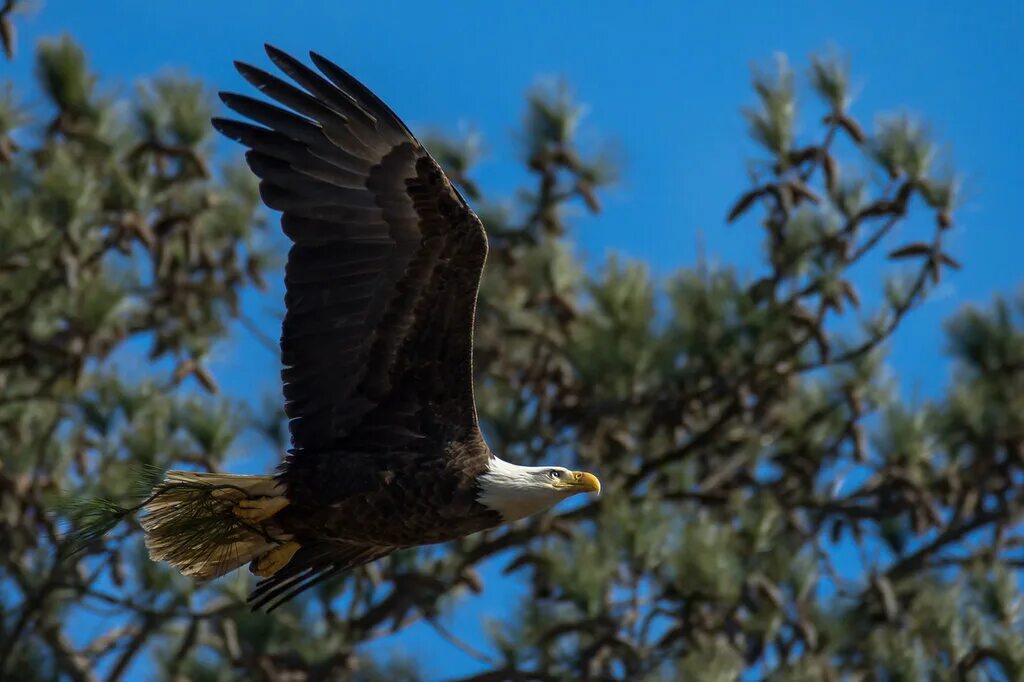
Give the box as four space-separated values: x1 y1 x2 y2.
1 22 1022 682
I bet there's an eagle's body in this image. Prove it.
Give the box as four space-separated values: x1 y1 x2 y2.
139 46 599 611
281 438 501 548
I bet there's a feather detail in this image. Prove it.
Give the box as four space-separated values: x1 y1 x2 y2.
141 471 291 581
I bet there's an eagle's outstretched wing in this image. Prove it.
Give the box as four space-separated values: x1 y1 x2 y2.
214 46 489 495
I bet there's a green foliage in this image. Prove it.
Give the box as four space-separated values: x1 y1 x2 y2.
744 53 796 159
0 33 270 681
54 494 133 557
36 36 98 122
808 51 851 113
871 113 935 181
1 26 1021 682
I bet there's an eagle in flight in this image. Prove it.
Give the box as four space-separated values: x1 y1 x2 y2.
140 46 600 611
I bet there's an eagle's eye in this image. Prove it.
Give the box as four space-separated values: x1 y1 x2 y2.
547 469 562 480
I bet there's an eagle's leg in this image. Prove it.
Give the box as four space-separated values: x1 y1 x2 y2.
233 495 290 522
251 541 301 577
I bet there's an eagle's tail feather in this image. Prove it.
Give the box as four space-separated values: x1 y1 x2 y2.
141 471 291 581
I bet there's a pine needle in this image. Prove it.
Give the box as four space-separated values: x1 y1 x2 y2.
128 462 168 499
56 467 278 578
55 463 167 558
54 495 133 558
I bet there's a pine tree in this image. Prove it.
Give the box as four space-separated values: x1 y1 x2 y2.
1 18 1021 682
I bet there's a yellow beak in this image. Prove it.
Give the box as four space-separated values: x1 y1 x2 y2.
570 471 601 495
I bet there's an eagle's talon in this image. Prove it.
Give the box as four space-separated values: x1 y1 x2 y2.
233 496 290 523
251 541 301 577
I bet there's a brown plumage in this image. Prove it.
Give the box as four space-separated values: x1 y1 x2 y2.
140 45 600 612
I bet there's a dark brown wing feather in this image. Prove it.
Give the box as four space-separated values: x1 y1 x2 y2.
214 46 489 490
248 542 393 613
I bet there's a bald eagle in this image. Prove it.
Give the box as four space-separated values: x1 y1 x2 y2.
139 46 600 611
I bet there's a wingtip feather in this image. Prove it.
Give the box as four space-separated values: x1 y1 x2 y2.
234 61 276 93
307 50 336 73
264 43 296 71
210 116 235 138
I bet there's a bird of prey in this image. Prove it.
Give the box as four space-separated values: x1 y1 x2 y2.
140 45 601 611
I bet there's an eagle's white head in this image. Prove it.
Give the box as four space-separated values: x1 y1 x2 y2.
477 456 601 522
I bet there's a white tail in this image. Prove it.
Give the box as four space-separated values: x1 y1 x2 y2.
141 471 288 580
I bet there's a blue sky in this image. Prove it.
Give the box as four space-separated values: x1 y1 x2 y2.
5 1 1023 678
7 1 1022 393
